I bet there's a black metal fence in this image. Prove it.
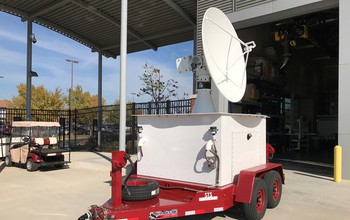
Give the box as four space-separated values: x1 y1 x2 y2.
1 108 70 122
134 99 192 115
0 99 192 151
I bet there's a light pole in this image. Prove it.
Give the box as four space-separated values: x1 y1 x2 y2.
131 92 137 102
65 59 79 110
65 59 79 139
25 19 37 121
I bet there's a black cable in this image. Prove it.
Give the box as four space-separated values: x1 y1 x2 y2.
77 213 88 220
122 153 135 195
210 149 220 185
204 141 220 186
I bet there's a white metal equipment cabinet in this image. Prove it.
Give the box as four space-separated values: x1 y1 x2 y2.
137 113 267 186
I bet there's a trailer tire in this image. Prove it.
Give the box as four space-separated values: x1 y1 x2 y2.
243 178 267 220
263 170 282 208
26 158 39 172
122 178 159 201
5 155 12 167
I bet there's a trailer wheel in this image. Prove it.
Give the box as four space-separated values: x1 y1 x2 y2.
122 178 159 201
263 170 282 208
5 155 12 167
26 158 39 172
243 178 267 220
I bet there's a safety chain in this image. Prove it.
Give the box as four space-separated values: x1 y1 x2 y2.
89 205 108 220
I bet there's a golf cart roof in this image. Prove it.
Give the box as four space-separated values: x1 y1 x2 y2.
12 121 60 128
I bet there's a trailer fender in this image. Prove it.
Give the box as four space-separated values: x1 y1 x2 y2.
234 163 284 203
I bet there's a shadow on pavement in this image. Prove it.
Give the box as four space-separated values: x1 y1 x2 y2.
93 151 112 162
292 171 333 181
273 158 333 178
39 165 70 172
0 161 5 173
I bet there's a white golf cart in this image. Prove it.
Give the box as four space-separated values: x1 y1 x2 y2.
4 121 71 171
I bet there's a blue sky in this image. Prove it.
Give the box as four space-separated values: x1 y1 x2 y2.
0 12 194 105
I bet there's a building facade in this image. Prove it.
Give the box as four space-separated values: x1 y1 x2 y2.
196 0 348 179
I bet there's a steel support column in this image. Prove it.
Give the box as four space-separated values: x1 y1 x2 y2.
26 19 33 121
119 0 127 151
97 51 103 149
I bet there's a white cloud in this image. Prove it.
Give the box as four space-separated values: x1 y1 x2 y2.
0 46 26 67
36 38 93 63
0 29 26 44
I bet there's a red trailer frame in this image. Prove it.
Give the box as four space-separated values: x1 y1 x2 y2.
80 151 284 220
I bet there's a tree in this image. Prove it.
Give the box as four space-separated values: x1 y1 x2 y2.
138 63 179 102
104 99 132 125
64 85 106 124
64 85 90 109
10 84 64 110
63 85 105 109
91 94 106 107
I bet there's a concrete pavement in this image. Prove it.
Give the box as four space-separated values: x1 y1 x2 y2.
1 152 349 220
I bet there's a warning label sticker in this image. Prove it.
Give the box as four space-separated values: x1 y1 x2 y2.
149 209 178 219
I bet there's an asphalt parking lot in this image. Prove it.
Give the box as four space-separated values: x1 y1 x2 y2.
1 152 350 220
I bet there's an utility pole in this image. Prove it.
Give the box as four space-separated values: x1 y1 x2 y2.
65 59 79 141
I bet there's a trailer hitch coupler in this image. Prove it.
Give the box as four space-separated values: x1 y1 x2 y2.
112 151 127 170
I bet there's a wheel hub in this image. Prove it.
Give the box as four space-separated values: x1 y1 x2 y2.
273 180 280 200
256 189 265 213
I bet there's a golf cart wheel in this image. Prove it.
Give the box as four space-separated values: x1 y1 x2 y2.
122 178 159 201
26 158 39 172
263 170 282 208
243 178 267 220
5 155 12 167
55 164 65 169
55 156 65 168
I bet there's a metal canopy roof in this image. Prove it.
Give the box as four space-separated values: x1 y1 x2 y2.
0 0 196 58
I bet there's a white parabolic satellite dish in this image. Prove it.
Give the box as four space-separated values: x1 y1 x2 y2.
202 7 255 103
